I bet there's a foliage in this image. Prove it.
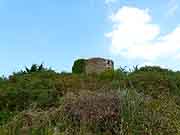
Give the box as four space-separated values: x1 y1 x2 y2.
129 67 180 97
72 59 86 74
135 66 171 73
25 64 46 73
2 89 180 135
1 64 180 134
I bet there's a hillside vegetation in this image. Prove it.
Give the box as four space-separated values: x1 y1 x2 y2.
1 64 180 135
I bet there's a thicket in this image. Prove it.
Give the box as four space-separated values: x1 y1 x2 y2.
0 64 180 134
72 59 86 74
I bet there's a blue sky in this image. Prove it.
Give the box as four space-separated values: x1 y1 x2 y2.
0 0 180 76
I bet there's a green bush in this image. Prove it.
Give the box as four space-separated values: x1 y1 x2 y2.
99 70 114 81
0 111 15 125
0 69 61 112
4 89 180 135
134 66 171 73
72 59 86 74
129 71 178 97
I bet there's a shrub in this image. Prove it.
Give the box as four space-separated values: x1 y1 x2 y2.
129 71 178 98
72 59 86 74
134 66 171 73
5 89 180 135
0 111 15 125
99 69 114 81
63 91 121 134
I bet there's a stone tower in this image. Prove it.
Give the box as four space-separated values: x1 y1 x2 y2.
85 57 114 74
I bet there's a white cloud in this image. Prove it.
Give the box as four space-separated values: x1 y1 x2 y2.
105 0 117 4
106 6 180 63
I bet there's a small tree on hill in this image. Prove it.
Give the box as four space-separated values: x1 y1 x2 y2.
25 64 45 73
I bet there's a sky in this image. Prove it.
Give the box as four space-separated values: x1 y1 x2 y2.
0 0 180 76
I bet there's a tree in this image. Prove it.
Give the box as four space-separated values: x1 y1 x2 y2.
25 64 45 73
38 63 44 71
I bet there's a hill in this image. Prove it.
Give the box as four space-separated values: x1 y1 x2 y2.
0 64 180 135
